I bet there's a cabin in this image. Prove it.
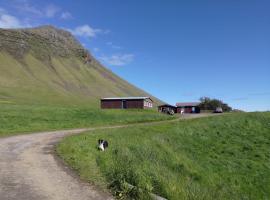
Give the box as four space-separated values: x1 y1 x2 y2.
158 104 177 113
101 97 153 109
176 102 200 113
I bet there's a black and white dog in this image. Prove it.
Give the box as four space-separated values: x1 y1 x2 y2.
98 139 109 151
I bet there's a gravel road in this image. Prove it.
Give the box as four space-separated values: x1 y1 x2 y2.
0 113 215 200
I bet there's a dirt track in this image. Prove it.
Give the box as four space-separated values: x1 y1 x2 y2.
0 114 214 200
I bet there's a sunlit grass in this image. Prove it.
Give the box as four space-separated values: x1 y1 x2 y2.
57 112 270 199
0 104 174 137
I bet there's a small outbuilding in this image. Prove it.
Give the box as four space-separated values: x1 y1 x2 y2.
101 97 153 109
176 102 200 113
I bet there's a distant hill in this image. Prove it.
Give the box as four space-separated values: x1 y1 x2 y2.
0 25 162 106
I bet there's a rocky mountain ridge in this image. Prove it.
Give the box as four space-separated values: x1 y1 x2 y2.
0 25 91 62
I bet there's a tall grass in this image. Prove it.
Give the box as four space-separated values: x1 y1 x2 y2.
57 112 270 199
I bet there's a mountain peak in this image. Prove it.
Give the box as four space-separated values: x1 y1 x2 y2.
26 25 74 40
0 25 88 60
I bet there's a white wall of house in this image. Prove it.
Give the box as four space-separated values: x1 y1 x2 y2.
144 100 153 108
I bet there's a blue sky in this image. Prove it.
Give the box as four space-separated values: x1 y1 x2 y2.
0 0 269 111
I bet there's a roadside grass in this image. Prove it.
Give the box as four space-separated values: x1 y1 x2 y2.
0 104 174 137
57 112 270 200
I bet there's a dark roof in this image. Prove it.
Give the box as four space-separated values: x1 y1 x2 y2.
101 97 153 101
158 104 176 108
176 102 200 107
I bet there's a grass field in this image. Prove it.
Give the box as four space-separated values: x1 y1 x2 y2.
57 112 270 200
0 104 174 137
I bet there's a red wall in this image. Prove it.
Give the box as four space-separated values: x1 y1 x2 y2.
126 100 144 109
101 99 145 109
101 100 122 109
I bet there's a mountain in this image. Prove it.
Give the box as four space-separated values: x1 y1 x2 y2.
0 25 162 106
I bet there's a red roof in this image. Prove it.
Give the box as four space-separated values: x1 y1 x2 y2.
176 102 200 107
101 97 153 101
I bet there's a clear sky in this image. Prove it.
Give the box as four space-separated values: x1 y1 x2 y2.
0 0 269 111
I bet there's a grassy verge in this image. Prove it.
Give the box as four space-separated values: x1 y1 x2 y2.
57 112 270 200
0 104 174 137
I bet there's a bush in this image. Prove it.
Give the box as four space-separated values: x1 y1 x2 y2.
199 97 232 112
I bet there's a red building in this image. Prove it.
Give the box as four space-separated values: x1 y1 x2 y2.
101 97 153 109
176 102 200 113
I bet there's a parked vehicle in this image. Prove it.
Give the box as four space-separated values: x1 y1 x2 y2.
160 107 175 115
168 109 175 115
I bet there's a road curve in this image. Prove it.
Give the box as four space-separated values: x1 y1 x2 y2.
0 114 214 200
0 127 115 200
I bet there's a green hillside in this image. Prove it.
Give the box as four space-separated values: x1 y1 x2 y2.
0 26 171 136
0 26 161 106
58 112 270 200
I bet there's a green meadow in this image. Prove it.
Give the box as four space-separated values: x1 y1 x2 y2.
0 103 174 137
57 112 270 200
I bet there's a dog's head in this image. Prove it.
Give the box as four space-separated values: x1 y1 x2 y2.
103 140 108 148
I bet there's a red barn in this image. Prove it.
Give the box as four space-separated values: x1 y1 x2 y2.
176 102 200 113
101 97 153 109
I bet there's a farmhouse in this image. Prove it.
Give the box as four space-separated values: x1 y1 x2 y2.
158 104 177 113
176 102 200 113
101 97 153 109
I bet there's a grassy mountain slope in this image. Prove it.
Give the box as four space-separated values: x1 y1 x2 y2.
0 26 161 106
0 26 172 136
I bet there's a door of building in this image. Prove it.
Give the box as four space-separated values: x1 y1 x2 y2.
122 100 127 109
